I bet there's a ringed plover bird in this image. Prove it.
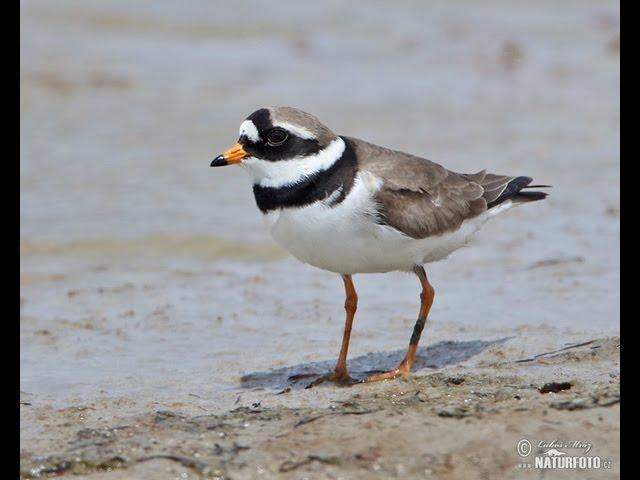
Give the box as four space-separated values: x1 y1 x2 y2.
211 107 548 386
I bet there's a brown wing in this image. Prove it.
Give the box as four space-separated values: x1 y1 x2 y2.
347 137 515 239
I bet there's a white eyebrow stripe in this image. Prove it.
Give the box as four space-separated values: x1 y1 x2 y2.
239 120 260 142
272 121 315 140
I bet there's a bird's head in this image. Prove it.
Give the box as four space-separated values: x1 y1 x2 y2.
211 107 343 186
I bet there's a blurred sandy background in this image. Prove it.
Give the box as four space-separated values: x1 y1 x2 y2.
21 1 619 478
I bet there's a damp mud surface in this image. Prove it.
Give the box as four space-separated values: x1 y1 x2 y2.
21 0 619 478
21 339 619 479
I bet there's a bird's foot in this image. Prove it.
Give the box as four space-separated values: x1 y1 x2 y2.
304 371 357 389
362 363 411 383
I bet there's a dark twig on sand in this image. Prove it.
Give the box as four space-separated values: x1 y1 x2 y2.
514 340 597 363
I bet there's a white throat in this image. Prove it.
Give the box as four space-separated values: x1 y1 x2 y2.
241 137 345 188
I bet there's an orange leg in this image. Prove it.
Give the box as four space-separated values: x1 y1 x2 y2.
306 275 358 388
364 265 435 383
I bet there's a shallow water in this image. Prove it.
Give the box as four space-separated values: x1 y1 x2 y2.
21 0 619 417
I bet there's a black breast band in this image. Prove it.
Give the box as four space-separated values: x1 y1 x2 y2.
252 137 358 213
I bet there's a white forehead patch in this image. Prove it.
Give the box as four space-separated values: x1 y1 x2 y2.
272 121 315 140
239 120 260 142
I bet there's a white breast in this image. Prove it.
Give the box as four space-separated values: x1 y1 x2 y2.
265 172 511 275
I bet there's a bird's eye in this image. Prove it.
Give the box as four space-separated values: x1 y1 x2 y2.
266 128 288 146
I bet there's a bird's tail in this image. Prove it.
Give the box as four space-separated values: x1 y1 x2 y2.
486 175 550 208
461 171 550 208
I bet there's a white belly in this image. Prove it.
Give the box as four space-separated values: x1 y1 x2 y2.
265 173 512 275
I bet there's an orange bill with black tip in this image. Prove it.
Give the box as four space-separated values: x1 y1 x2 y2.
210 143 247 167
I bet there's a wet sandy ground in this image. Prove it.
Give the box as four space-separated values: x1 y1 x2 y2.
21 335 619 479
21 0 619 478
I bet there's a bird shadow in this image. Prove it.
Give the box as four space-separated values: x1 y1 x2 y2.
239 337 512 390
